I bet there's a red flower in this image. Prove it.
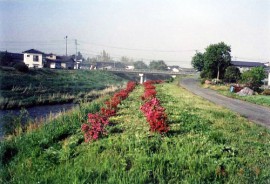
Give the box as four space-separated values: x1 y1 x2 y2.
82 81 137 142
140 80 169 134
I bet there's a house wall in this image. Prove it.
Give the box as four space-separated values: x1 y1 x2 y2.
50 62 56 69
236 66 251 73
24 53 43 68
268 72 270 86
61 63 66 68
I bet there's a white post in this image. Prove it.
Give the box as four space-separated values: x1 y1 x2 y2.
139 73 144 84
268 72 270 86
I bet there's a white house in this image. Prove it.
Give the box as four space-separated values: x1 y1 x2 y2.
268 69 270 86
126 65 134 70
23 49 44 68
45 55 76 69
168 65 181 72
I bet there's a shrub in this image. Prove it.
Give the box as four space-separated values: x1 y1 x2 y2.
81 113 109 142
140 80 169 134
13 62 29 73
81 81 137 142
241 66 266 91
224 66 241 83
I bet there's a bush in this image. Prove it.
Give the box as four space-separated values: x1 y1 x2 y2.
224 66 241 83
200 78 207 84
13 62 29 73
241 66 266 91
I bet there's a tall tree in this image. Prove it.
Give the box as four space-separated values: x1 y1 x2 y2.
134 61 148 69
203 42 231 80
97 50 110 62
191 52 204 71
77 51 84 60
149 60 167 70
120 56 134 65
0 51 13 66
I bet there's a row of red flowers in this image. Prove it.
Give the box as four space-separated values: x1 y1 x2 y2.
140 80 169 134
81 81 137 142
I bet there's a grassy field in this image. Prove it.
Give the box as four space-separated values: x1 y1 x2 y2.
0 68 126 109
203 84 270 108
0 81 270 183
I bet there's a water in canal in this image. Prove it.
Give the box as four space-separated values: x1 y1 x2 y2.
0 103 78 139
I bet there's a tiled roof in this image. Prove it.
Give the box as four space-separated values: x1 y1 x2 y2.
46 56 75 63
22 49 44 54
231 61 265 67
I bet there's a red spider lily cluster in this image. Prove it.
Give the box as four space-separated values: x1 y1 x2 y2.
140 80 169 134
81 81 137 142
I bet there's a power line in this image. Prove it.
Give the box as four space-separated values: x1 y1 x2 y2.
78 40 197 53
80 50 190 63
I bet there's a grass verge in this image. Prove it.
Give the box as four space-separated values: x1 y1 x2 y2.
203 84 270 108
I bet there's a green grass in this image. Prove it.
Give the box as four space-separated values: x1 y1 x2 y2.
0 81 270 183
219 90 270 107
203 84 270 108
0 68 126 109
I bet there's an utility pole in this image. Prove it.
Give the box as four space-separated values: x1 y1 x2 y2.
75 39 80 69
65 36 68 56
75 39 78 61
75 39 78 55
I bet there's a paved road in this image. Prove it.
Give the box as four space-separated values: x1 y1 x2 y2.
180 78 270 129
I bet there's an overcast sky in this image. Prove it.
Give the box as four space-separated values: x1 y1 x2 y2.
0 0 269 67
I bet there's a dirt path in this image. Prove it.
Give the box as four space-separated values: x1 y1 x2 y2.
180 78 270 129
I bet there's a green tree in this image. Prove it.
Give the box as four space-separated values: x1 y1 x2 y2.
203 42 231 80
13 62 29 73
97 50 110 62
224 66 241 83
0 51 13 66
149 60 167 70
241 66 266 91
191 52 204 71
77 51 84 60
120 56 134 65
133 61 148 69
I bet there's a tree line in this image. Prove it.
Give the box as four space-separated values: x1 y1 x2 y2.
82 50 169 70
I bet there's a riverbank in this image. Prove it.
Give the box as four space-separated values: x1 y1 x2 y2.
1 80 269 183
0 68 126 109
0 85 121 138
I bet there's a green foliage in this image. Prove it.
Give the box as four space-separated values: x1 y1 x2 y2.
241 66 266 91
203 42 231 80
13 62 29 73
224 66 241 83
149 60 167 70
191 52 204 71
0 52 13 66
133 61 148 69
